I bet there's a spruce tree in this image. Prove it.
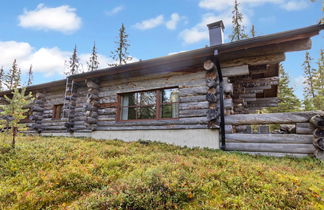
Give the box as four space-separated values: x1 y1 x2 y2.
313 49 324 110
65 45 80 75
0 67 4 91
250 24 256 38
230 0 248 41
266 64 301 112
27 65 33 86
5 59 21 90
302 51 317 110
87 42 99 71
110 24 131 66
0 88 34 148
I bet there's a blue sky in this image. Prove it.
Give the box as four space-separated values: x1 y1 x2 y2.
0 0 323 99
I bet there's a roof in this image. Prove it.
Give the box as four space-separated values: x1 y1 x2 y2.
0 23 323 96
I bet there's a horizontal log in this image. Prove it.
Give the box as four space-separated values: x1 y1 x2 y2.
222 65 249 77
225 111 323 125
226 134 313 144
180 101 209 110
236 75 279 84
86 117 97 124
240 151 310 158
226 143 315 154
97 115 115 121
99 97 117 104
180 95 206 103
98 108 117 115
97 117 208 127
41 122 67 127
296 123 315 134
74 116 87 121
179 87 207 96
43 125 66 130
95 124 207 131
179 109 208 118
225 125 233 134
31 106 44 112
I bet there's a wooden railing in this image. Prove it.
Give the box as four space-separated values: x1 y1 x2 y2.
224 111 324 158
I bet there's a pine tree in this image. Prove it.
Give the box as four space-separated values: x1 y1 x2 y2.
313 49 324 110
87 42 99 71
302 51 317 110
266 64 301 113
110 24 131 66
27 65 33 86
250 24 256 38
65 45 80 76
5 59 21 90
230 0 248 41
0 67 4 91
0 88 34 148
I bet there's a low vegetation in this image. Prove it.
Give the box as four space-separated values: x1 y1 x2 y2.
0 135 323 209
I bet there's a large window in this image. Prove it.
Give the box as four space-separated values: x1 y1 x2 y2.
119 88 179 121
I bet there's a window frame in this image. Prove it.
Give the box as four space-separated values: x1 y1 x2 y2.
52 104 63 120
117 87 179 122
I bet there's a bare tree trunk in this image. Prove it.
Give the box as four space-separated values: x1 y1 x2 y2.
12 127 17 149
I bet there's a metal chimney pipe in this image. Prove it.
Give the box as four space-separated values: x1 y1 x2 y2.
207 21 225 46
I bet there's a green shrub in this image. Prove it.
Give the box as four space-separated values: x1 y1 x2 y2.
0 135 323 209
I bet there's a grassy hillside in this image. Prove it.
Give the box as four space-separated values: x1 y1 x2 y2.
0 136 323 209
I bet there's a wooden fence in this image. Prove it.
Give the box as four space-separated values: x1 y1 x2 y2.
224 111 323 158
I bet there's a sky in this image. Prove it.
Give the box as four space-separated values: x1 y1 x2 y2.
0 0 323 99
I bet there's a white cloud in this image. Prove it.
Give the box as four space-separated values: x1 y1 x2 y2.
179 12 239 45
18 4 82 33
280 0 308 11
166 13 181 30
198 0 308 12
134 13 185 30
133 15 164 30
199 0 282 11
0 41 139 78
105 6 124 16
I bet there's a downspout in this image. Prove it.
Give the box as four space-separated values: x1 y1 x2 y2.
214 49 226 150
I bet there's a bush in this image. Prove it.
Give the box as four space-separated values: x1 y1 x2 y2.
0 136 323 209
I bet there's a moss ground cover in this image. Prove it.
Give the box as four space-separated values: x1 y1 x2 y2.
0 135 323 209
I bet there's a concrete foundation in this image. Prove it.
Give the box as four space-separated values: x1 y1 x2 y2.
41 129 220 149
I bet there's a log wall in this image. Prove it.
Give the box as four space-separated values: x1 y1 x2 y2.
95 71 209 131
224 111 324 158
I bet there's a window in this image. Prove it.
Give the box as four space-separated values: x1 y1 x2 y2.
119 88 179 121
53 104 63 119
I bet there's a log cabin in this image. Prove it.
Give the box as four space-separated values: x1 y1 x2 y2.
0 21 323 154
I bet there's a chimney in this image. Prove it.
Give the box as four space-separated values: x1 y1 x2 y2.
207 20 224 46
